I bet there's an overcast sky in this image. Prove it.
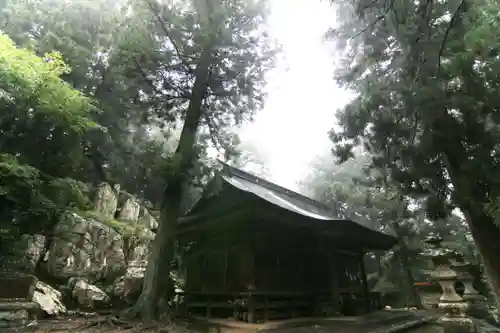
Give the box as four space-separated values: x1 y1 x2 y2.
239 0 353 190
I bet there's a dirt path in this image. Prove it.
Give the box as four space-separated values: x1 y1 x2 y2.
3 311 438 333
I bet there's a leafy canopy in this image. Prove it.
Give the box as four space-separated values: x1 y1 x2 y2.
0 34 96 239
0 33 97 131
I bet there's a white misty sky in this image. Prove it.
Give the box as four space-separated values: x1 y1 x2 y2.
239 0 353 191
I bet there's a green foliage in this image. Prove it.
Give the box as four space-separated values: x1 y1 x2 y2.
329 0 500 221
115 0 276 152
0 153 41 203
0 33 97 131
0 0 182 199
0 33 100 181
0 33 99 243
0 0 270 206
328 0 500 305
0 154 91 236
302 152 476 306
0 1 275 318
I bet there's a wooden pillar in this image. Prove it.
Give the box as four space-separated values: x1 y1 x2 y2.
330 252 341 314
247 292 255 323
247 241 256 323
223 249 228 290
249 245 255 288
276 254 280 291
359 251 370 313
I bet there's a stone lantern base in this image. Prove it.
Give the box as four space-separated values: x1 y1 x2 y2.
438 302 476 333
438 315 475 333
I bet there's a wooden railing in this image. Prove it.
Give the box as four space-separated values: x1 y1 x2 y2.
176 291 319 322
175 290 381 322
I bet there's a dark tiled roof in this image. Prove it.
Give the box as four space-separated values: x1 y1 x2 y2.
219 161 384 232
180 162 396 249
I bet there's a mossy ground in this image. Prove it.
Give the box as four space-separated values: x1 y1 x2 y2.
77 210 143 237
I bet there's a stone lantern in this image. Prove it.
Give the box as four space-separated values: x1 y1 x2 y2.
421 234 475 333
451 251 492 322
450 251 485 302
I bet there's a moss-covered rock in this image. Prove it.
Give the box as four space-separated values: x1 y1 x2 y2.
42 211 126 283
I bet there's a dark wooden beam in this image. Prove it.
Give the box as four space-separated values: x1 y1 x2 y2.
359 251 370 313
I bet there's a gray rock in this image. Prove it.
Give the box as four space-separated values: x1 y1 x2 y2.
32 281 66 316
138 207 159 230
43 212 126 282
118 197 141 222
69 278 110 309
93 183 118 219
126 233 153 268
109 267 145 304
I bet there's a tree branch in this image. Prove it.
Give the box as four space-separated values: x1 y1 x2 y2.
143 0 194 75
350 0 395 40
133 58 188 101
435 0 466 76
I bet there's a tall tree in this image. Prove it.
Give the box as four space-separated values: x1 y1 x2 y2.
328 0 500 305
120 0 276 319
0 0 181 195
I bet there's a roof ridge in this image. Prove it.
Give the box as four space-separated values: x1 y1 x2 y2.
218 160 337 213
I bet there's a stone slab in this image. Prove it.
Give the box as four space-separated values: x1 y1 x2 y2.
0 309 29 328
0 273 38 301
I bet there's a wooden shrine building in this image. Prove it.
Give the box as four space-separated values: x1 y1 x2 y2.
176 162 396 322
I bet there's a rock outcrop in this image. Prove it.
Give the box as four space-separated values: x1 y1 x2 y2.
42 212 127 283
118 193 141 222
138 206 159 230
3 182 159 313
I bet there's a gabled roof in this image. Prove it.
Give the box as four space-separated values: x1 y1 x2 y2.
220 162 348 221
182 161 396 249
219 162 388 230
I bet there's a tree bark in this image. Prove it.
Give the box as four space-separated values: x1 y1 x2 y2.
124 11 217 320
441 150 500 310
461 207 500 310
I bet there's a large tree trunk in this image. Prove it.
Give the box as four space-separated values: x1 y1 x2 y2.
124 23 216 321
442 150 500 310
461 208 500 310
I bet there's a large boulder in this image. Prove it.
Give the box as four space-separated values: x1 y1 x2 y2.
33 281 66 316
42 212 126 283
109 267 145 305
67 278 110 309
